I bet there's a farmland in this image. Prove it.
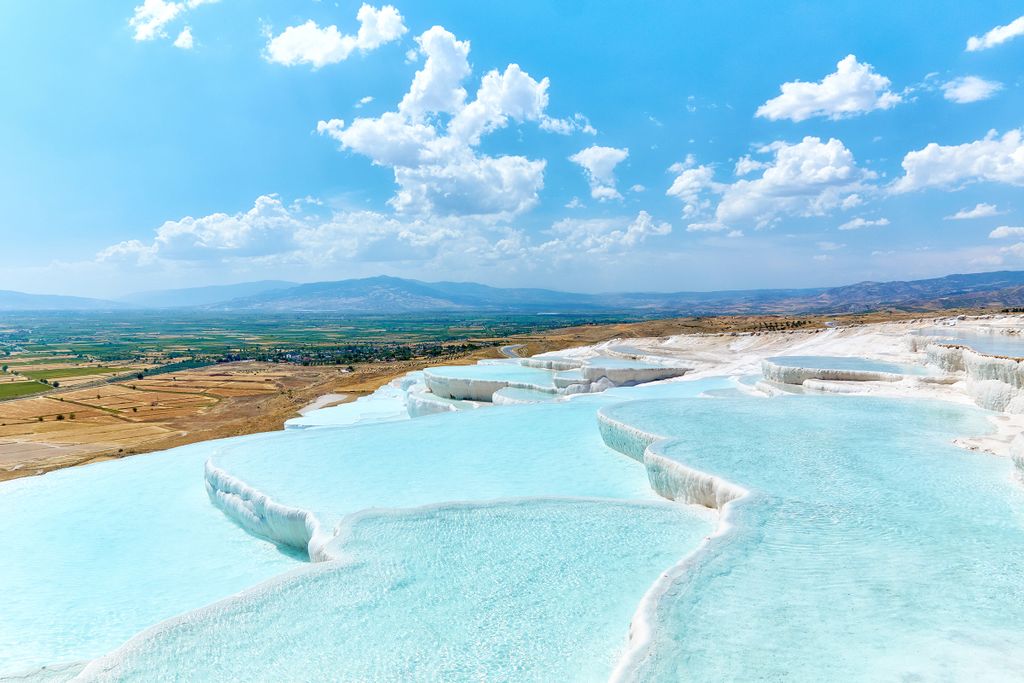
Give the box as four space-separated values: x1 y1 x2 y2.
0 381 49 399
0 310 646 479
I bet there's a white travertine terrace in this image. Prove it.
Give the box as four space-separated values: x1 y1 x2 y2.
761 359 905 384
19 312 1024 680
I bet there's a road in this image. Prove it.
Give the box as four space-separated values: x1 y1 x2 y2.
500 344 525 358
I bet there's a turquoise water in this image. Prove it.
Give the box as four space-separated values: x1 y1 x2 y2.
285 385 411 428
767 354 930 375
917 327 1024 357
5 371 1017 680
211 379 739 536
600 396 1024 680
80 499 714 681
211 397 659 533
0 375 728 675
0 441 300 675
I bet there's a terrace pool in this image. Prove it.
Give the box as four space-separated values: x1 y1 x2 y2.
0 376 730 676
0 441 300 676
917 327 1024 358
766 355 930 375
80 499 714 681
206 379 734 546
599 396 1024 681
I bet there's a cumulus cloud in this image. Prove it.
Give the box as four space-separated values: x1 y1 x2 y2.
542 211 671 254
966 15 1024 51
173 26 193 49
989 226 1024 239
99 195 304 263
941 76 1003 104
734 155 768 176
669 137 876 230
892 128 1024 193
265 5 407 68
317 25 589 218
755 55 901 122
838 217 890 231
98 195 479 266
666 158 715 219
129 0 215 42
96 196 673 277
539 113 597 136
569 146 629 201
944 203 1003 220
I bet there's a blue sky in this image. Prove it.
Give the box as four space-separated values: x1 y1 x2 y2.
1 1 1023 296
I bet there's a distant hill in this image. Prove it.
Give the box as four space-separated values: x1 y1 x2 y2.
120 280 297 308
9 270 1024 314
202 271 1024 315
0 290 121 311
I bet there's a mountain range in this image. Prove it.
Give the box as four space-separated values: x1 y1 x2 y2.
5 271 1024 315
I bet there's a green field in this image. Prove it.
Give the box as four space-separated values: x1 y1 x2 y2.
0 381 49 399
22 367 121 381
0 311 647 367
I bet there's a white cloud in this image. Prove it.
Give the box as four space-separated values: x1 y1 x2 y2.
942 76 1003 104
129 0 216 42
355 96 374 108
734 155 768 176
98 195 471 266
569 146 629 201
538 113 597 136
966 15 1024 51
670 137 876 229
838 217 890 231
398 26 471 117
944 203 1003 220
99 195 303 263
129 0 184 41
989 226 1024 239
1000 242 1024 259
755 55 901 122
892 128 1024 193
96 196 672 276
666 161 714 218
317 25 586 219
316 118 346 138
173 26 194 49
630 184 646 193
817 241 845 251
543 211 671 253
265 4 407 69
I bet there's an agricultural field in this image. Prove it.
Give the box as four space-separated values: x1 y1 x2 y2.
0 380 49 399
0 363 335 480
0 306 967 481
21 366 121 381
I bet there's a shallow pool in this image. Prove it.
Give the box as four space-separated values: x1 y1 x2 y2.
80 499 714 681
917 327 1024 357
600 395 1024 680
766 355 930 375
0 441 301 676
